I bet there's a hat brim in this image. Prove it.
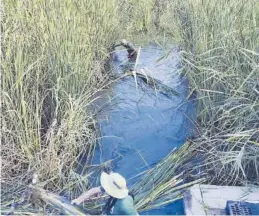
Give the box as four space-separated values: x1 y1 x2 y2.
100 172 128 199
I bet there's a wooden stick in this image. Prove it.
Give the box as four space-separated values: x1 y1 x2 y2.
29 186 91 215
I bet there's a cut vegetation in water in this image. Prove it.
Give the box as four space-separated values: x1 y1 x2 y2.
2 0 259 215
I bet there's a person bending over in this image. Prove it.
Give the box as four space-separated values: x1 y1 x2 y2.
114 39 138 59
72 172 138 215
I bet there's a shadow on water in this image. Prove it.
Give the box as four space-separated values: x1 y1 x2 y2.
90 44 196 214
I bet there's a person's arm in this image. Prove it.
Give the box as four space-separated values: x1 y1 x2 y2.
71 186 102 205
113 43 122 48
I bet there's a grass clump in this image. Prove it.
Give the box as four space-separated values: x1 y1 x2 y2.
2 0 120 202
159 0 259 185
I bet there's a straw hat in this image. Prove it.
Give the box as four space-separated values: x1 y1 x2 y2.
100 172 129 199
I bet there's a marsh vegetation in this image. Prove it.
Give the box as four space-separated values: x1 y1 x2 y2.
2 0 259 214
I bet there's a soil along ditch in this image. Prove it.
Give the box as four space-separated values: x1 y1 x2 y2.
91 44 197 214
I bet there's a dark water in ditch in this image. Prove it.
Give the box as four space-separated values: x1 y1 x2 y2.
92 44 195 215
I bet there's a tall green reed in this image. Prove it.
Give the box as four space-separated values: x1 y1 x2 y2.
2 0 120 200
158 0 259 184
